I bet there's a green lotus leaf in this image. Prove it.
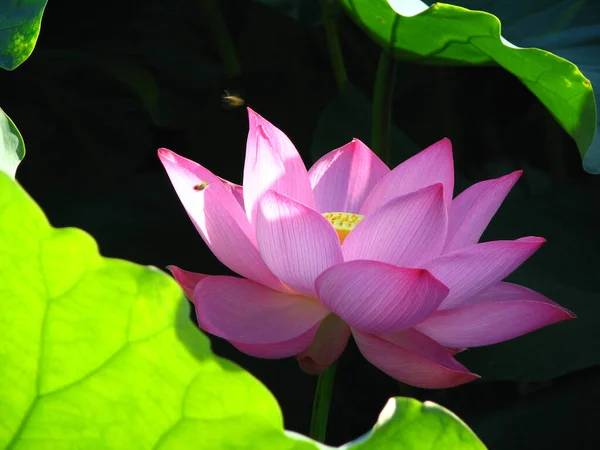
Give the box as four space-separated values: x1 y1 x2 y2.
0 171 315 449
344 397 486 449
0 0 48 70
447 0 600 173
339 0 596 170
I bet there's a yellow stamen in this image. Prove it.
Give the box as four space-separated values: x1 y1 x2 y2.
323 212 365 244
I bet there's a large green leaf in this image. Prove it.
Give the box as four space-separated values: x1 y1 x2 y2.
346 398 486 449
339 0 596 170
0 171 316 449
0 0 48 70
0 107 25 179
448 0 600 173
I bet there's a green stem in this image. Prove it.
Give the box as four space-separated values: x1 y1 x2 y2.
309 360 338 443
320 0 347 89
198 0 242 78
372 50 397 165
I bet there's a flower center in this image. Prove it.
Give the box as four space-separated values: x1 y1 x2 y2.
322 212 365 244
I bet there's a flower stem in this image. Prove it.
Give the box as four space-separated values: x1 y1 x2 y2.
309 360 338 443
320 0 347 89
372 50 397 165
198 0 242 78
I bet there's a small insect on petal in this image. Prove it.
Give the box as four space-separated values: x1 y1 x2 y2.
194 181 210 191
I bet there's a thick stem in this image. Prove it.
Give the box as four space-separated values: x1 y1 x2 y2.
320 0 347 89
372 50 397 165
309 360 338 443
198 0 242 78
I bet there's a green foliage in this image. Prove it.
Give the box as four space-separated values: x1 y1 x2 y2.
339 0 596 169
449 0 600 173
0 107 25 178
0 171 314 449
348 398 486 449
0 0 48 70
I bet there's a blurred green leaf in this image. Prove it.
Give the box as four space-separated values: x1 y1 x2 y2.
0 0 48 70
339 0 596 170
0 171 317 449
468 369 600 449
346 398 487 449
39 50 176 128
0 106 25 178
457 170 600 381
99 1 223 94
28 0 224 131
25 55 156 175
79 55 163 126
310 82 419 165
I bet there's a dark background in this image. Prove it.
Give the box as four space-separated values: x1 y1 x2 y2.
1 0 599 448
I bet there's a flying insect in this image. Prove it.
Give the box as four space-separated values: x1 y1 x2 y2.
222 90 245 108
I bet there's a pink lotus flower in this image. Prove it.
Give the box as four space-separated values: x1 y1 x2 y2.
159 109 574 389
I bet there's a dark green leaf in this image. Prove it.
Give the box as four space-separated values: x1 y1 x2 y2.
0 0 48 70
